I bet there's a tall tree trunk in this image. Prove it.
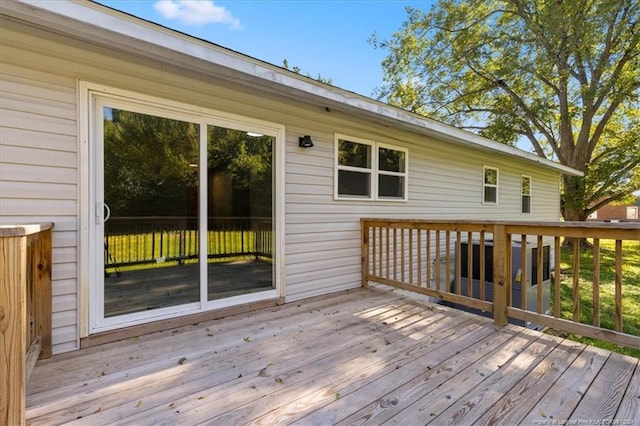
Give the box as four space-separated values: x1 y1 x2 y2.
561 175 591 248
561 175 587 222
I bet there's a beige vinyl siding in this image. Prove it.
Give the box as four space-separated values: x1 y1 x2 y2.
283 131 562 301
0 60 79 353
1 17 563 351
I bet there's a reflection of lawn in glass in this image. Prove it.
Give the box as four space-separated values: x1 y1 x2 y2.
547 239 640 358
104 257 274 317
105 230 270 272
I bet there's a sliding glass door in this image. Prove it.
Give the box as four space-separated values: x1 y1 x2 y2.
206 125 274 301
90 91 278 332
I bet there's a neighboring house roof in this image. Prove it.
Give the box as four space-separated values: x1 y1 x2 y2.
1 0 582 177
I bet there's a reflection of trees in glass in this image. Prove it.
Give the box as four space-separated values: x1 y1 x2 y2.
103 109 273 219
379 147 405 172
103 109 199 217
338 140 371 169
484 169 497 185
522 177 531 195
207 127 273 218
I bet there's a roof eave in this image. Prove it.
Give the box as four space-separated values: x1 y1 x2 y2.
1 0 583 177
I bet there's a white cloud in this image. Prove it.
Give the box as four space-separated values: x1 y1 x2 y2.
154 0 242 29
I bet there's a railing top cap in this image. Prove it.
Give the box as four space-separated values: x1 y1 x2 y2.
0 223 54 237
360 218 640 230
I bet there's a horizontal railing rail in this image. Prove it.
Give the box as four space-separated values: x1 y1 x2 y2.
104 216 273 270
361 219 640 351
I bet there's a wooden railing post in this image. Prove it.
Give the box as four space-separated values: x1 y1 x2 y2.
1 232 28 425
1 224 53 426
492 224 509 326
32 229 53 359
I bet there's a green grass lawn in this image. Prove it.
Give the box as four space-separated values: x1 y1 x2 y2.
105 229 264 269
548 239 640 358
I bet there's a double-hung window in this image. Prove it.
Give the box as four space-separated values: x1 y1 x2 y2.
483 166 498 204
521 175 531 213
335 135 407 201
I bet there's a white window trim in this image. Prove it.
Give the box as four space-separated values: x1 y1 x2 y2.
627 206 638 220
482 166 499 205
521 175 532 214
334 134 409 201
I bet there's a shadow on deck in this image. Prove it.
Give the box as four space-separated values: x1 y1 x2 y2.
26 286 639 425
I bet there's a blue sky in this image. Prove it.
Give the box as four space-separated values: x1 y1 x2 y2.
95 0 436 98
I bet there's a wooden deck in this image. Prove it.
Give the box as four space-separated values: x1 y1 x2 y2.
26 287 639 425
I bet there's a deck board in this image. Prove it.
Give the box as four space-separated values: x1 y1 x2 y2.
26 286 639 425
569 352 639 422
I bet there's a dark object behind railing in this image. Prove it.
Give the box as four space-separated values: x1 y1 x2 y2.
104 217 273 268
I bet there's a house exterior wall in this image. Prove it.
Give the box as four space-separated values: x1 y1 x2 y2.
0 18 563 353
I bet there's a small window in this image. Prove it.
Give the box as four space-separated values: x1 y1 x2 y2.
587 211 598 219
378 145 407 199
336 139 372 198
627 206 638 220
521 176 531 213
483 166 498 204
335 135 407 201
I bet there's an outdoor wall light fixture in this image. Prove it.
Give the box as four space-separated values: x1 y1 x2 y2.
299 135 314 148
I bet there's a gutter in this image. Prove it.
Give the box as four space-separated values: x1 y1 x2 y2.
1 0 583 177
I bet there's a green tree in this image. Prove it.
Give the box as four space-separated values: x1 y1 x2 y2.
104 111 273 219
207 126 273 218
373 0 640 220
104 109 199 217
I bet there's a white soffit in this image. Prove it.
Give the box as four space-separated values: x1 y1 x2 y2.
1 0 582 177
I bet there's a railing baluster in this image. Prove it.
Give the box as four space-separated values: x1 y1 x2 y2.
521 234 527 311
572 238 580 322
417 229 422 287
386 227 390 280
593 238 600 327
479 231 485 300
425 230 431 289
372 226 377 277
401 228 405 283
615 239 623 332
393 228 397 281
537 235 544 314
445 231 451 293
455 231 461 295
434 230 440 292
506 232 513 308
409 228 413 284
467 231 472 297
379 226 383 278
554 236 561 318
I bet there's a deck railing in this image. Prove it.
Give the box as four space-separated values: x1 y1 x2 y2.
361 218 640 351
1 223 53 425
104 216 273 270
